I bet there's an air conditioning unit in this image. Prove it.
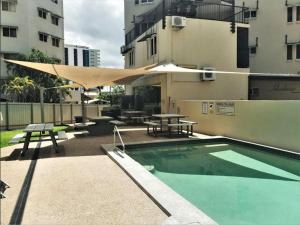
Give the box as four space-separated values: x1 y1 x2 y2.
200 67 216 81
172 16 186 28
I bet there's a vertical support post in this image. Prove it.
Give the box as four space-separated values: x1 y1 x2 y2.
30 103 34 124
5 102 9 130
40 87 45 123
162 0 166 29
70 104 73 123
97 104 100 117
53 104 56 125
59 89 63 125
231 0 236 33
81 91 86 123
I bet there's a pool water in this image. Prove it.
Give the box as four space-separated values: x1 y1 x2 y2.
127 142 300 225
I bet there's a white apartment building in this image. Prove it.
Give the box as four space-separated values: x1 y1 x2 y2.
122 0 250 112
0 0 64 79
236 0 300 74
236 0 300 100
64 44 100 67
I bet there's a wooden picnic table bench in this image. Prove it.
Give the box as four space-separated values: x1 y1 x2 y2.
144 121 160 136
21 123 58 156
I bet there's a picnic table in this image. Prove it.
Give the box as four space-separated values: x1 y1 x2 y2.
22 123 58 156
122 110 147 124
152 114 186 136
87 116 114 136
88 116 113 124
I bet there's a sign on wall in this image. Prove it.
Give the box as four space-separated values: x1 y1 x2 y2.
216 102 235 116
202 102 208 114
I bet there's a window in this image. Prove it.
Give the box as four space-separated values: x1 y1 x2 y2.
129 50 135 66
74 49 78 66
2 27 17 37
237 27 249 68
250 88 259 98
287 7 293 22
51 15 59 25
52 37 60 47
38 9 47 19
39 33 48 42
64 48 69 65
244 10 257 19
136 0 154 4
149 36 157 56
83 50 90 67
287 45 293 60
250 47 257 55
251 10 257 18
2 1 16 12
51 0 58 4
297 6 300 21
296 44 300 59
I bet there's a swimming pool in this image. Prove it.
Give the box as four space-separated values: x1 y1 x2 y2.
126 140 300 225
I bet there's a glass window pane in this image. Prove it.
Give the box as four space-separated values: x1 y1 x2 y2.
287 7 293 22
3 28 9 36
296 45 300 59
2 1 9 11
287 45 293 60
297 6 300 21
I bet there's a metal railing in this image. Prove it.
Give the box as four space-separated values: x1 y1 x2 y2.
124 0 249 46
113 126 125 153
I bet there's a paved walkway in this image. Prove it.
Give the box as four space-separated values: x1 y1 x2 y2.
1 129 173 225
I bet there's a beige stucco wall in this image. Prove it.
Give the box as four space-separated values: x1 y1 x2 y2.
178 100 300 153
128 17 250 112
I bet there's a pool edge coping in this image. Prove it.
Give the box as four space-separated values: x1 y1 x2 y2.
102 143 219 225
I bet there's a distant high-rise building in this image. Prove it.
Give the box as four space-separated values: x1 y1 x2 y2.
0 0 65 78
64 44 100 67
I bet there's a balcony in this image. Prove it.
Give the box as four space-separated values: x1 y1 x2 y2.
124 0 249 47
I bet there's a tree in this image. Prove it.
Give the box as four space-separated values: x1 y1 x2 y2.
5 48 69 103
98 86 125 105
1 76 36 102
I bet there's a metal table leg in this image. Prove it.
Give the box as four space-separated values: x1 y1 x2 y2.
21 132 32 156
49 130 59 153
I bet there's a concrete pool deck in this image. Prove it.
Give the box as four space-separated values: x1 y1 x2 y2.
1 128 214 225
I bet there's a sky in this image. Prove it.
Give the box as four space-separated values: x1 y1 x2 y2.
64 0 124 68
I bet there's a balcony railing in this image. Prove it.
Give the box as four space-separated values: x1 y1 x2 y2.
124 0 249 47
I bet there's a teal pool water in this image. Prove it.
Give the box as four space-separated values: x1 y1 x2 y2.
127 142 300 225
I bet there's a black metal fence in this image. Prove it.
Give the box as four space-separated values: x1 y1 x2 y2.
125 0 249 46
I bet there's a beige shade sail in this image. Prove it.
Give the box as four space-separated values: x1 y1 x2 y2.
5 60 299 89
4 60 152 89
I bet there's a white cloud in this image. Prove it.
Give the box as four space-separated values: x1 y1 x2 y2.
64 0 125 68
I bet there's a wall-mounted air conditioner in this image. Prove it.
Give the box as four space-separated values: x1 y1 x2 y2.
172 16 186 28
200 67 216 81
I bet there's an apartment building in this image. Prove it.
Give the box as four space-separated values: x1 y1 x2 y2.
0 0 64 78
64 44 101 67
122 0 250 112
236 0 300 99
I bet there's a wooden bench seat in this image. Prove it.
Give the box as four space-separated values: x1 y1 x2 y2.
109 120 126 126
144 121 160 136
167 123 191 137
118 116 128 120
179 120 198 135
9 133 25 144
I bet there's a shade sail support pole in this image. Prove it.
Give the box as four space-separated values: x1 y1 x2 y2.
40 87 45 124
81 89 86 123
